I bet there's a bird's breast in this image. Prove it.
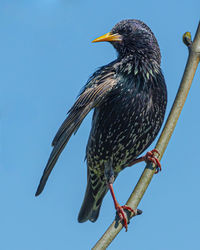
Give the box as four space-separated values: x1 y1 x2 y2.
86 73 167 173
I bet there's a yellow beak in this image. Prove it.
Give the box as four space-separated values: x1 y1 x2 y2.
92 32 122 43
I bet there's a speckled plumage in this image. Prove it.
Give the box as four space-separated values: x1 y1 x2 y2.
36 19 167 224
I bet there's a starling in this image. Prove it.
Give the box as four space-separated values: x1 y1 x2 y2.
35 19 167 230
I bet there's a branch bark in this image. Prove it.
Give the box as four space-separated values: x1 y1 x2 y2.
92 21 200 250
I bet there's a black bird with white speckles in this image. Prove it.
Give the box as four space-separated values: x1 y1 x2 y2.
35 19 167 230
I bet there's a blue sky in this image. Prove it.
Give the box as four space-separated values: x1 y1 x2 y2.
1 1 200 249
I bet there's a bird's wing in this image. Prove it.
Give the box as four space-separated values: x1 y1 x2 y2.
35 72 116 196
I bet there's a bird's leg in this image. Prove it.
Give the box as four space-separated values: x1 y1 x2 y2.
127 149 161 173
108 181 135 232
104 161 135 231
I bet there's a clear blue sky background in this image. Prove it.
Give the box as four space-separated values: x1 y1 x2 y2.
1 1 200 250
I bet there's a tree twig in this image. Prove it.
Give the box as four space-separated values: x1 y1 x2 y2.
92 21 200 250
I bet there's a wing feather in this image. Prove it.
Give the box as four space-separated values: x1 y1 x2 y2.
35 73 116 196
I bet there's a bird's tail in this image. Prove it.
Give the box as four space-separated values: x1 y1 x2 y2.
78 172 108 223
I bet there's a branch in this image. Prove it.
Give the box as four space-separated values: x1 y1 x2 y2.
92 21 200 250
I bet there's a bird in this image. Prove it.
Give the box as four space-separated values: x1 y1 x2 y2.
35 19 167 231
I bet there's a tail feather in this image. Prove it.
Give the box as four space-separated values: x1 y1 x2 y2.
78 175 108 223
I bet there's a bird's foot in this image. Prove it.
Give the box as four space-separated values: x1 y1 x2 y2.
109 183 142 231
116 204 135 232
127 148 161 173
145 149 161 174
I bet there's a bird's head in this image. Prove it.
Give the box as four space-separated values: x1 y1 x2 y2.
92 19 161 64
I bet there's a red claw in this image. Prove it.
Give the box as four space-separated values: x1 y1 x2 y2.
127 148 161 174
116 205 135 231
108 183 135 231
145 149 161 173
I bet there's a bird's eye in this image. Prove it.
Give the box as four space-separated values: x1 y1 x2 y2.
118 26 132 36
